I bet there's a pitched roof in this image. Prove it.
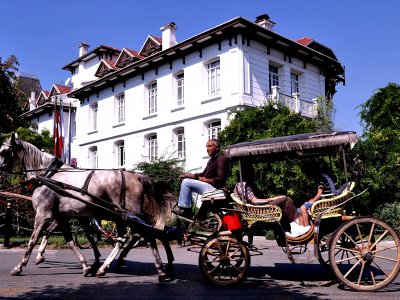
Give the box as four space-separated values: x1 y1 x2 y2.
115 48 144 68
69 16 345 101
95 59 120 77
49 84 72 98
63 45 121 71
139 35 162 57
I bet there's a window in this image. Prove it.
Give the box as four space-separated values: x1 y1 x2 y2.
148 82 157 114
207 60 220 98
207 120 221 140
176 72 184 106
89 102 98 131
269 65 279 92
148 134 158 161
89 146 98 169
115 93 125 124
115 141 125 167
174 128 185 158
291 73 299 94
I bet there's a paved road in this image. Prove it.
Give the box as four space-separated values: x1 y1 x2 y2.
0 238 399 300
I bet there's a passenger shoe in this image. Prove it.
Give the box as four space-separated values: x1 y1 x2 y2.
286 225 311 238
173 207 194 221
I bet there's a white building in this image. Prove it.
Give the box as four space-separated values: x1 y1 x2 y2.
23 14 345 172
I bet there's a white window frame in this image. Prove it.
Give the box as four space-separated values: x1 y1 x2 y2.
115 140 125 167
207 59 220 98
115 93 125 124
88 146 98 169
175 72 184 106
148 82 157 114
174 128 185 158
148 134 158 161
269 65 279 92
290 72 300 94
206 120 221 140
89 102 98 131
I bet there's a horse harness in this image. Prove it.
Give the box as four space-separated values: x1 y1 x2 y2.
80 169 127 209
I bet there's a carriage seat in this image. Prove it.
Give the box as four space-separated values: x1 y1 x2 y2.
310 181 355 220
201 189 226 201
230 193 282 225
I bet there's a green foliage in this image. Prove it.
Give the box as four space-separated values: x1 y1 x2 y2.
0 55 29 133
314 96 335 132
219 102 316 144
374 202 400 235
355 83 400 213
15 127 53 153
133 156 185 196
218 102 343 202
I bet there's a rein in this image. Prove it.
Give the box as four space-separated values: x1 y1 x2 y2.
35 175 125 217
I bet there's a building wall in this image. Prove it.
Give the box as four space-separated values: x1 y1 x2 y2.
66 35 328 172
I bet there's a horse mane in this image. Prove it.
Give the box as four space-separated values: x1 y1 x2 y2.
15 139 55 177
137 174 176 229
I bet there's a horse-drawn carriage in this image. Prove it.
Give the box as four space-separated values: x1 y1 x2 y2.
178 131 400 291
1 131 399 292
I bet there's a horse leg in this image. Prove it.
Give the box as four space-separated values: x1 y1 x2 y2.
10 217 48 276
96 236 127 276
96 222 127 276
79 218 101 266
160 237 175 277
35 220 59 265
146 237 168 282
116 233 140 269
59 218 93 276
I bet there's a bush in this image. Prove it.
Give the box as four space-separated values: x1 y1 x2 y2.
374 202 400 235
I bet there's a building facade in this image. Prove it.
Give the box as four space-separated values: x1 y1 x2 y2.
23 14 345 173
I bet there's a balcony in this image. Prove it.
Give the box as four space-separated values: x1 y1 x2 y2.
266 88 317 118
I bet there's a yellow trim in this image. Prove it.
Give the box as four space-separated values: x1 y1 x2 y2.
310 182 356 219
230 193 282 226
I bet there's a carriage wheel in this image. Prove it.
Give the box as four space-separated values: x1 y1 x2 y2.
199 235 250 285
329 217 400 291
190 213 222 233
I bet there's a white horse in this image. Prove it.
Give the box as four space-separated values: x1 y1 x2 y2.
0 133 177 281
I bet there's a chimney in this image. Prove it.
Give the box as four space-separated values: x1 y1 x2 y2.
29 91 36 110
160 22 177 51
79 42 90 57
255 14 275 31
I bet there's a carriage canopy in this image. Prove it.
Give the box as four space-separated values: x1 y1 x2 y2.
223 131 358 160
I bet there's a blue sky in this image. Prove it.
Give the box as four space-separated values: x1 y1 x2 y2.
1 0 399 135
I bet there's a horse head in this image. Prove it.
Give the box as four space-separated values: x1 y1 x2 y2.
0 133 21 172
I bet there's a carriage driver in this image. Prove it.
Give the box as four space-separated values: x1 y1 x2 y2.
173 139 230 221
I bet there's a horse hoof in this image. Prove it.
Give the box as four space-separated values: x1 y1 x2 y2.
83 266 91 277
158 273 168 282
96 268 107 276
35 257 45 265
10 268 22 276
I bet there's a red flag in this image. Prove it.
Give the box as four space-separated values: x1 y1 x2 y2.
53 108 63 158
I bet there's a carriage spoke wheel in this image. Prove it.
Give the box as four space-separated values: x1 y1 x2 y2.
199 235 250 286
329 217 400 291
190 213 222 233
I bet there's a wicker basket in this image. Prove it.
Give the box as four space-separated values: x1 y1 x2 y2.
230 193 282 225
310 181 355 219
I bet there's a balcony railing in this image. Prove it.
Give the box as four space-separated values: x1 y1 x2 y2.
265 91 317 118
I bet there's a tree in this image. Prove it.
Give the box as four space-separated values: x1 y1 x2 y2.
0 55 29 133
218 102 340 201
134 156 185 196
354 83 400 214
